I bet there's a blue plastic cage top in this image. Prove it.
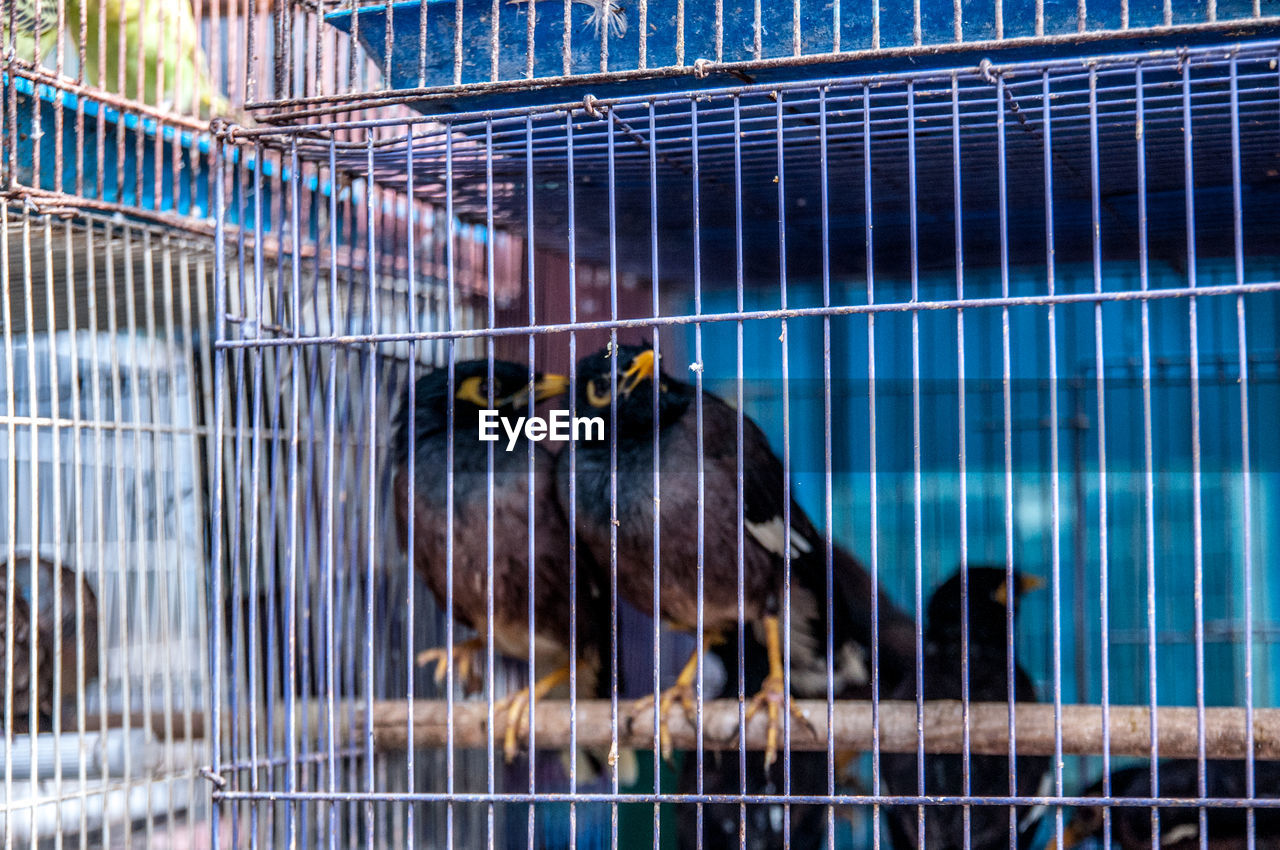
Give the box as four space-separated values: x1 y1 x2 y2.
324 0 1280 110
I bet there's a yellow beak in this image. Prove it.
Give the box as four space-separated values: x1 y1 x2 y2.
1046 821 1091 850
534 373 571 402
618 350 656 397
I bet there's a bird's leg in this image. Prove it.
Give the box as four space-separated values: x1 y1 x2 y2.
415 636 485 696
500 665 570 764
634 633 720 762
742 613 817 769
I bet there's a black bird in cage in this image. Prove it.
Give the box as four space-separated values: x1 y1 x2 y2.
883 565 1050 850
561 342 912 769
391 359 615 764
2 555 100 732
1056 760 1280 850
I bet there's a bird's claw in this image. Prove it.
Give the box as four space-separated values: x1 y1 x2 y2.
415 637 484 695
497 666 570 763
740 674 816 770
634 682 697 763
500 689 532 764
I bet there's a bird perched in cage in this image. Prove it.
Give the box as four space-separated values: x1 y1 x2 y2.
8 0 233 119
14 556 100 730
1054 760 1280 850
882 565 1050 850
1 555 100 732
0 578 41 733
559 342 916 770
391 359 620 765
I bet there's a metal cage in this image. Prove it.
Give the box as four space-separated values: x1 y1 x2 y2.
0 212 216 846
2 0 1279 842
207 29 1280 850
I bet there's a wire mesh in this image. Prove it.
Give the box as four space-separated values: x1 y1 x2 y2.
207 33 1280 850
0 212 215 846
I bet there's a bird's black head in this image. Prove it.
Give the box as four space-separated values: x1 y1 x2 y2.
392 360 569 458
926 565 1044 648
573 343 692 437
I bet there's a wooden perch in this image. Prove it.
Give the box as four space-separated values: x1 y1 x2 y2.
366 699 1280 760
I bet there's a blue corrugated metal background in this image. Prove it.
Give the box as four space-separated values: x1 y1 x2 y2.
663 258 1279 845
687 254 1280 718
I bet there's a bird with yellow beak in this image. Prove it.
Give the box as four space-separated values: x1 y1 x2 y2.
390 359 613 764
558 342 915 769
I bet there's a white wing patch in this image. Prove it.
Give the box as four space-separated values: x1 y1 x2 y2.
1018 773 1054 835
1161 825 1200 847
746 516 814 560
784 583 871 694
837 642 870 687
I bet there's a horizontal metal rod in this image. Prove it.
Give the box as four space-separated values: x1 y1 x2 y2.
364 698 1280 760
240 23 1280 124
217 279 1280 349
3 65 216 134
79 711 207 741
208 788 1280 808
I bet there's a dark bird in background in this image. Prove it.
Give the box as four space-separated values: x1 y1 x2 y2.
677 631 831 850
1 555 100 732
561 342 915 769
390 359 614 763
883 565 1050 850
679 570 918 847
1056 760 1280 850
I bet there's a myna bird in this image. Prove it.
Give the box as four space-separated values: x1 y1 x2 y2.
883 565 1050 850
3 555 100 732
1057 760 1280 850
390 359 612 763
559 342 915 768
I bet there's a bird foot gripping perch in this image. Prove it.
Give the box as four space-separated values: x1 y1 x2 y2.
499 665 571 763
736 613 818 770
632 633 721 762
416 636 486 696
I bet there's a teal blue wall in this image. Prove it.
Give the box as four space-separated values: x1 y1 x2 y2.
684 255 1280 719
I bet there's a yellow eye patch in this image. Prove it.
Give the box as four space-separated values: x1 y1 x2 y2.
455 376 492 407
586 378 612 408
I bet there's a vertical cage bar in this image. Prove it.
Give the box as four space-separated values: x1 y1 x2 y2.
995 69 1019 850
1135 60 1161 849
908 77 926 850
1088 62 1114 850
1228 52 1257 850
952 68 971 850
1181 54 1210 850
864 81 883 850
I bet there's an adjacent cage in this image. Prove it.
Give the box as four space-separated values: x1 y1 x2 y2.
209 28 1280 850
0 211 216 846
